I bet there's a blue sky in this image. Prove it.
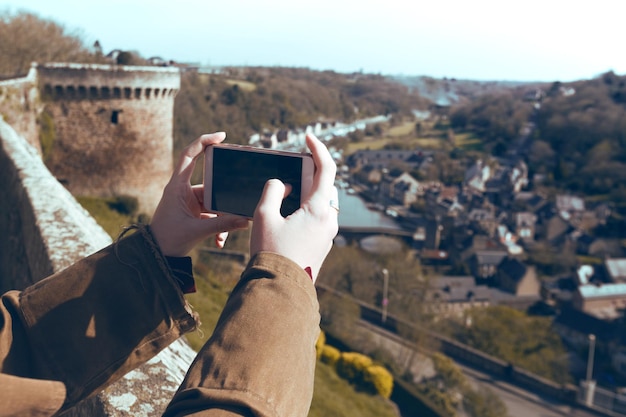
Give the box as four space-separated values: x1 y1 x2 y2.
2 0 624 82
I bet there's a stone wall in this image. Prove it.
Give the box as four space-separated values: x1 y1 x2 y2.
0 119 196 416
0 65 40 152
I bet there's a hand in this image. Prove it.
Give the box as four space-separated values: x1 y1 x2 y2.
250 134 339 281
151 132 249 257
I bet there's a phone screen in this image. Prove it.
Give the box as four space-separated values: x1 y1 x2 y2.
210 147 305 217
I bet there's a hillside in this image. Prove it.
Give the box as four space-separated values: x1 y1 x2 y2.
449 70 626 211
172 66 431 153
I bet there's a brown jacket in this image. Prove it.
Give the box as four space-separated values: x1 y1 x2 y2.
0 228 319 416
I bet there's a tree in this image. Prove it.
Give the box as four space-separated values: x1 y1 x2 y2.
463 387 509 417
0 11 100 78
454 305 571 383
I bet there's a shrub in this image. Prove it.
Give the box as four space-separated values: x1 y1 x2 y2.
38 107 55 161
363 365 394 399
336 352 373 385
320 345 341 368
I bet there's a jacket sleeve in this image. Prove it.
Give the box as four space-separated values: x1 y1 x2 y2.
0 227 199 416
163 252 321 417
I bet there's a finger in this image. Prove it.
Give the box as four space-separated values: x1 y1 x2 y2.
215 231 228 248
174 132 226 182
305 133 337 208
194 213 248 238
255 179 287 219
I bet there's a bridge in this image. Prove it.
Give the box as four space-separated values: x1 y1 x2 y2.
338 224 415 244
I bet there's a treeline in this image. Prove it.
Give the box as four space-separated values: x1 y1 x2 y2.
173 66 430 152
448 89 534 155
0 11 104 78
449 71 626 205
534 72 626 199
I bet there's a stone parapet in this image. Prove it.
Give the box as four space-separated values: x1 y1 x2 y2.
0 119 195 416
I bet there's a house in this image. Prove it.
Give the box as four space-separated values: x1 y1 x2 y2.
428 275 491 317
523 88 545 102
463 236 508 281
381 172 423 207
468 208 498 237
605 258 626 282
496 257 540 297
544 213 572 245
400 215 441 250
484 168 511 206
515 212 537 243
509 160 529 193
513 192 546 213
572 283 626 318
464 160 491 193
556 194 585 213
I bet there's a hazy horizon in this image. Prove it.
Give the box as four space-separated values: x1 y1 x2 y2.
2 0 624 83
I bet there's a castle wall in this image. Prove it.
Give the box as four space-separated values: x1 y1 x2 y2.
0 65 40 152
37 63 180 215
0 118 196 416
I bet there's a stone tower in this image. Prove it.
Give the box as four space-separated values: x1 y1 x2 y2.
37 62 180 215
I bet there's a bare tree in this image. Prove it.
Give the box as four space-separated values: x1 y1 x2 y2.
0 11 99 78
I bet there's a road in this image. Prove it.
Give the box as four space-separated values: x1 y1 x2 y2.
458 362 599 417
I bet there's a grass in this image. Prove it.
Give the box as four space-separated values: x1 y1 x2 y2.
388 121 416 137
452 131 483 151
344 118 484 155
75 196 136 238
225 79 257 92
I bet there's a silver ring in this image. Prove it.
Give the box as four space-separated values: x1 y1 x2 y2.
330 199 340 213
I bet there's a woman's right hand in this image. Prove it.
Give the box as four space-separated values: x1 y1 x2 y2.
250 134 339 282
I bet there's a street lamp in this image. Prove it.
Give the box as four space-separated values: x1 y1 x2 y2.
382 268 389 323
585 334 596 406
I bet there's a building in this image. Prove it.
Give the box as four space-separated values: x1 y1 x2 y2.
497 257 540 297
572 283 626 319
36 62 180 214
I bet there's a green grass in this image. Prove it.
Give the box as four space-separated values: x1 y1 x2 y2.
75 196 136 239
388 121 416 137
345 118 479 155
452 131 483 151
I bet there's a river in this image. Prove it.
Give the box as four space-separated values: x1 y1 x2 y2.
336 187 402 230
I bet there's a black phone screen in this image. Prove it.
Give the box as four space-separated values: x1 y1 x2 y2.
211 147 304 217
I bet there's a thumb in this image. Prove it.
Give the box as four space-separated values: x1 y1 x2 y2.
255 179 287 219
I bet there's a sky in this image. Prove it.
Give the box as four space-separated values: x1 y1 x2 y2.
2 0 624 82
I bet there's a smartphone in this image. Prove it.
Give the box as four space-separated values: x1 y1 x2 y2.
204 144 315 218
